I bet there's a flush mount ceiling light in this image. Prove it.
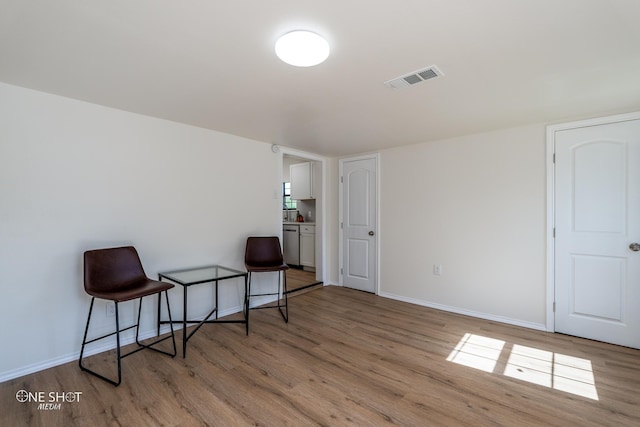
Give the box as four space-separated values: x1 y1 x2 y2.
275 30 330 67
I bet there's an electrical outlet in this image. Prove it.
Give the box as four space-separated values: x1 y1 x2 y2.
433 264 442 276
106 303 116 317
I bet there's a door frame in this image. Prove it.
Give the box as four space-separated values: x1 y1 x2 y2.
339 153 380 293
545 111 640 333
277 146 327 284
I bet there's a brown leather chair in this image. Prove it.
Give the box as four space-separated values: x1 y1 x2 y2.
244 237 289 325
79 246 176 386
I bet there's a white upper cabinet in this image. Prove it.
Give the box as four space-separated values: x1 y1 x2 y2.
290 162 319 200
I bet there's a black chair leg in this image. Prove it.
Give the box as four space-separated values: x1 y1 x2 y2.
247 271 288 323
135 292 177 358
114 302 122 386
79 299 123 386
246 273 252 333
278 271 289 323
247 271 252 311
79 293 176 387
78 297 96 378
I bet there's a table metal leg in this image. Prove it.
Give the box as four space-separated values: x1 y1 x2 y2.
157 269 250 358
157 291 161 336
215 280 219 320
183 284 188 358
245 274 249 335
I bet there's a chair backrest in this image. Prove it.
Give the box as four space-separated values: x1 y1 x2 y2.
84 246 147 293
244 237 284 268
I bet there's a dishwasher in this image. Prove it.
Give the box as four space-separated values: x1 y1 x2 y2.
283 225 300 266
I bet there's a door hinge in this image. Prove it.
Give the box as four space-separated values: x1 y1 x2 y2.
340 176 343 183
553 227 555 238
553 153 556 163
340 268 343 275
553 302 556 312
341 222 343 229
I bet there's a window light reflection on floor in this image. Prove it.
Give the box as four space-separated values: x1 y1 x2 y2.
446 333 505 373
447 334 599 400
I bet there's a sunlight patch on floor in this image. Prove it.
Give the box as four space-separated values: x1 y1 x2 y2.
446 333 505 373
447 334 599 400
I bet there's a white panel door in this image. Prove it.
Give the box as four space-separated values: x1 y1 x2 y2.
342 157 377 293
555 118 640 348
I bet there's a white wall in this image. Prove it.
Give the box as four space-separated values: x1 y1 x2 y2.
0 82 283 380
324 158 340 285
379 124 547 328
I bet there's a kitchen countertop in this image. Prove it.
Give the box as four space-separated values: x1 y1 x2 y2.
283 222 315 226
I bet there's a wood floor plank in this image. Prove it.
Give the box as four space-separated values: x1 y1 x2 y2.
286 268 322 293
2 285 640 426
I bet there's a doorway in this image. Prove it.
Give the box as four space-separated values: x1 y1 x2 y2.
547 112 640 348
281 150 325 293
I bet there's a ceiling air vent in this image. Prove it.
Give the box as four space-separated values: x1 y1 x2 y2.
384 65 443 89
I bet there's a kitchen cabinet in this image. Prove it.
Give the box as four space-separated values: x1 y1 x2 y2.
299 225 315 269
290 162 319 200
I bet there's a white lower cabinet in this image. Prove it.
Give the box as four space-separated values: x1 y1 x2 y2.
299 225 315 268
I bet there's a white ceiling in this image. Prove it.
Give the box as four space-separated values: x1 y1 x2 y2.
1 0 639 156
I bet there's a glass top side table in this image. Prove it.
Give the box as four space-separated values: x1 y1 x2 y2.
158 265 248 357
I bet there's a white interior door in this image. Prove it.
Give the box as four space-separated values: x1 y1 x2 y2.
341 156 377 293
554 117 640 348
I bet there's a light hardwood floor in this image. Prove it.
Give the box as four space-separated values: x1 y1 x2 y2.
2 286 639 426
286 268 322 293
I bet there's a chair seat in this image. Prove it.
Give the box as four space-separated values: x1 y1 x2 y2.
86 278 174 302
246 263 289 273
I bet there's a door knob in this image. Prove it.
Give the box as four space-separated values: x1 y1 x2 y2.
630 243 640 252
368 231 375 236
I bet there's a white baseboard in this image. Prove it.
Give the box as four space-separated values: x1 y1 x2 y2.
378 291 547 332
0 324 176 383
0 293 284 384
